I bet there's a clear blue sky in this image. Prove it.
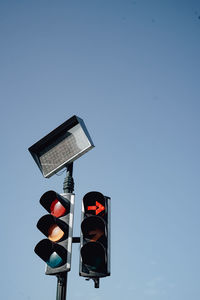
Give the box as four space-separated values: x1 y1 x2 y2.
1 1 200 299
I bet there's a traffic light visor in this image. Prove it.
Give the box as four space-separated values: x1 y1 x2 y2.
81 216 106 240
34 239 67 268
83 192 105 216
40 191 70 217
37 214 69 241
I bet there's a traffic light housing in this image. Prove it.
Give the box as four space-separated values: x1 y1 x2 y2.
80 191 111 278
35 190 74 275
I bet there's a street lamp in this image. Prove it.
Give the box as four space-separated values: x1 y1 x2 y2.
28 115 94 178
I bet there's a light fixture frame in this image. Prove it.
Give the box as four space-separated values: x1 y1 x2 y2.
28 115 94 178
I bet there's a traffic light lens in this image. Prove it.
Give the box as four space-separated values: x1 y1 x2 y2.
50 199 66 217
48 224 64 242
90 257 102 270
47 251 64 268
81 242 106 271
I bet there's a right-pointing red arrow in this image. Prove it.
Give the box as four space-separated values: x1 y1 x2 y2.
87 201 105 215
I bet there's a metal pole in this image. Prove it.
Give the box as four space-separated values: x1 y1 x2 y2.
63 163 74 194
56 273 68 300
56 163 74 300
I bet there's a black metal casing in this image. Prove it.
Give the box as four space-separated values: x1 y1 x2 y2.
79 191 111 278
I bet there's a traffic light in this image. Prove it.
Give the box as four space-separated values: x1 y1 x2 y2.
80 191 111 279
34 190 74 275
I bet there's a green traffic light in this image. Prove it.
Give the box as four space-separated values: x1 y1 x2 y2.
47 252 63 268
90 257 102 271
81 242 106 272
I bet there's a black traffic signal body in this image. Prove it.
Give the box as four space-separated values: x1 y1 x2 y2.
35 190 74 275
80 191 110 278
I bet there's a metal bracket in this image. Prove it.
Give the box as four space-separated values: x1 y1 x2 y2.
85 277 100 288
72 237 80 243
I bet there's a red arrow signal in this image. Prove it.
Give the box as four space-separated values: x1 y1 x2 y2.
87 201 105 215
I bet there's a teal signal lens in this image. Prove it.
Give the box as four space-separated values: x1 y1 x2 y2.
90 257 102 270
81 242 105 271
47 252 63 268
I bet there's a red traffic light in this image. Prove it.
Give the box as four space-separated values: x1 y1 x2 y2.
40 191 70 216
50 199 66 217
87 201 105 215
80 191 111 279
83 191 106 217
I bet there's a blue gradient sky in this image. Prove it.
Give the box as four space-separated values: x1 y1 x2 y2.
1 1 200 299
